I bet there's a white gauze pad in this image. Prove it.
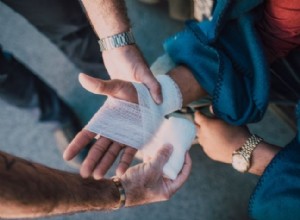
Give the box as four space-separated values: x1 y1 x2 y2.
141 116 196 180
86 75 182 148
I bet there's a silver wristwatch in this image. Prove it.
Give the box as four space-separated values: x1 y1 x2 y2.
98 30 135 52
232 134 263 173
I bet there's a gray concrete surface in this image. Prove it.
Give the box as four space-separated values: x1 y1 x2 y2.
0 1 296 220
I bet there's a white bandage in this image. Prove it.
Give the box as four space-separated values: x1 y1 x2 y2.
86 75 182 148
141 117 195 180
86 75 195 179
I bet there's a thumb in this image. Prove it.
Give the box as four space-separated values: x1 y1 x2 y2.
79 73 138 103
151 144 173 169
78 73 117 96
142 73 163 104
194 110 210 125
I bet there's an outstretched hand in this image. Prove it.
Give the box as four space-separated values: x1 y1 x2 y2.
121 144 192 207
64 73 138 179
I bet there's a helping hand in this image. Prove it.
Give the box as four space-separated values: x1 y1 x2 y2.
121 144 192 207
194 110 251 163
64 73 138 179
102 45 162 104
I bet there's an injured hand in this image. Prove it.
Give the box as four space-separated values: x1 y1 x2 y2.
86 75 195 179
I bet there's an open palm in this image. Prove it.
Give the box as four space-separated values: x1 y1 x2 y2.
64 73 138 179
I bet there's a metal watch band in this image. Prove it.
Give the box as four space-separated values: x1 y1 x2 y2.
112 176 126 209
237 134 263 162
98 30 135 52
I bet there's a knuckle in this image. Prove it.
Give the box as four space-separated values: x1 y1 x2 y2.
92 143 107 155
159 148 171 159
106 148 118 158
124 147 137 156
118 160 130 168
94 81 105 93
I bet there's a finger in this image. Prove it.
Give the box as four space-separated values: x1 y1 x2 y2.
80 137 112 178
151 144 173 169
116 147 137 176
142 73 163 104
195 125 200 138
79 73 123 96
79 73 138 103
63 129 96 161
93 142 123 180
169 152 192 193
194 111 209 125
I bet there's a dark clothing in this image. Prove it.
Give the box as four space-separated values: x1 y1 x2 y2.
249 102 300 220
249 1 300 219
0 0 107 121
1 0 105 74
0 49 75 122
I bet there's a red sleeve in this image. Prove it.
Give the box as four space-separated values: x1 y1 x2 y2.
257 0 300 63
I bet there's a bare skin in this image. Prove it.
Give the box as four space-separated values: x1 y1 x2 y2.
194 111 281 176
64 66 206 179
0 145 192 219
80 0 163 104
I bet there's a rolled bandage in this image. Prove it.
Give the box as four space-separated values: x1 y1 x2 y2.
86 75 182 149
141 116 196 180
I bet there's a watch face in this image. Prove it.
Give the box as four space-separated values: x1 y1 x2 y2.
232 154 249 172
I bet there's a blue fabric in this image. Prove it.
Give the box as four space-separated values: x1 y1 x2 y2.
249 102 300 220
164 0 269 125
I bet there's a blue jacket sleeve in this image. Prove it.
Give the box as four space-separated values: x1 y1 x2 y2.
164 0 268 125
249 103 300 220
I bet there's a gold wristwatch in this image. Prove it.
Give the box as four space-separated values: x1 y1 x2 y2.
98 30 135 52
232 134 263 173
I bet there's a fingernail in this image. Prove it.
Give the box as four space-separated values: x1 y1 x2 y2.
62 152 69 161
81 172 89 179
94 174 102 180
80 167 90 179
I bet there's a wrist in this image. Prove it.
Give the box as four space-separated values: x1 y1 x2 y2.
99 30 135 52
77 178 120 211
120 174 149 207
119 175 135 207
111 177 126 209
248 142 280 175
102 44 138 57
167 66 207 106
227 134 251 163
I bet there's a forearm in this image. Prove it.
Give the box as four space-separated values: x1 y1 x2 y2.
0 151 119 219
81 0 130 38
167 65 207 106
248 142 281 176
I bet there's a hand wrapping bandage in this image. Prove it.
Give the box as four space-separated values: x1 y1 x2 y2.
86 75 195 179
86 75 182 148
141 117 195 180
